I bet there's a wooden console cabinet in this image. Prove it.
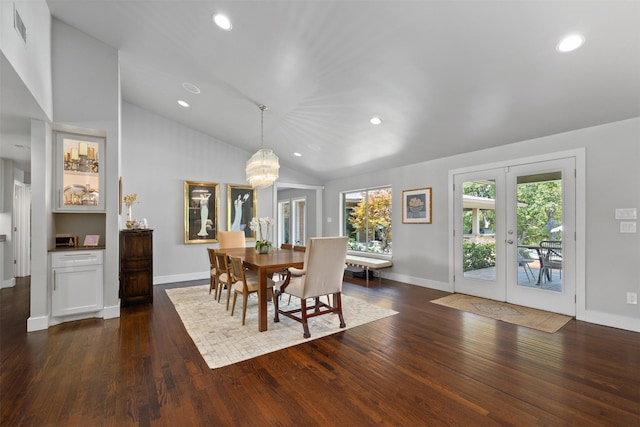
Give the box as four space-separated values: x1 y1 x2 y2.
119 229 153 305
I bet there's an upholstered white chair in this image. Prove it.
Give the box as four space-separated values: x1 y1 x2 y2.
228 256 275 326
274 236 348 338
218 231 246 249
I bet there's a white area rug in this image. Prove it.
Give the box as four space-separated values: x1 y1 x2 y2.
166 285 398 369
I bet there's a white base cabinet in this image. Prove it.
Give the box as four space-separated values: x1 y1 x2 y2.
51 250 103 317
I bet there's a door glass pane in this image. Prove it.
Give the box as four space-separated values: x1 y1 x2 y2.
279 201 290 245
462 180 497 281
292 198 306 245
515 172 563 292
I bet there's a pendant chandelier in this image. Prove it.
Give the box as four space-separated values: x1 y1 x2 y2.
245 104 280 189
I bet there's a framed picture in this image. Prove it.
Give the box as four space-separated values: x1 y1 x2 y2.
402 187 432 224
83 234 100 247
184 181 220 244
227 184 257 240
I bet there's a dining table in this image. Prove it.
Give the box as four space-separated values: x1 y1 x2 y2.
222 247 305 332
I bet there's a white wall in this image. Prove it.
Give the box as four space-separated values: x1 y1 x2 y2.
121 102 320 284
323 118 640 332
0 0 52 120
28 18 121 331
51 18 121 316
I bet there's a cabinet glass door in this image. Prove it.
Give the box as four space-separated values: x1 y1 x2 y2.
54 131 105 211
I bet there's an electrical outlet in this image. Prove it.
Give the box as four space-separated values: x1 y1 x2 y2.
627 292 638 305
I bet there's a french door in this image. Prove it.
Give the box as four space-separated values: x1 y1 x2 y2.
453 157 575 315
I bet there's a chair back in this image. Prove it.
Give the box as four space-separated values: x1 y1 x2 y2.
207 248 216 268
219 231 246 249
215 251 231 277
293 245 306 252
228 256 247 286
540 240 562 261
280 243 293 250
299 237 348 299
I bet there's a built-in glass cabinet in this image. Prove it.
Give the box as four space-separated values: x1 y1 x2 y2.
54 130 105 212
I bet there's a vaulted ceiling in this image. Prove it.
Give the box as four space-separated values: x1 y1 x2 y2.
3 1 640 180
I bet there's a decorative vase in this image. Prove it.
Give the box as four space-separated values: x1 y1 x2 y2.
257 243 271 254
125 204 134 229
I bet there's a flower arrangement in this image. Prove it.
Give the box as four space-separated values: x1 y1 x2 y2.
123 193 138 207
249 217 274 252
123 193 138 225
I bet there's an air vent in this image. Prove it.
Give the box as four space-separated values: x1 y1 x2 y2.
14 4 27 43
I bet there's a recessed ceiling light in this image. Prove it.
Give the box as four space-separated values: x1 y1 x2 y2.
182 82 201 94
213 13 232 30
370 116 382 125
177 100 190 107
293 152 302 157
557 34 585 52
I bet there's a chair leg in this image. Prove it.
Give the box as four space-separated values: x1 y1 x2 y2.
231 291 238 316
300 298 310 338
335 293 346 328
241 292 248 326
273 291 280 323
226 282 232 311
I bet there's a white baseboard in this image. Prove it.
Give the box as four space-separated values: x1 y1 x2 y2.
384 272 452 292
1 277 16 289
579 310 640 333
102 304 120 319
27 315 49 332
154 271 208 285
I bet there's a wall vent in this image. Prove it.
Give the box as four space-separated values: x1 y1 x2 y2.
14 4 27 43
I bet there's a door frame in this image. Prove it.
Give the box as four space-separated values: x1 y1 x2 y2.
448 149 586 317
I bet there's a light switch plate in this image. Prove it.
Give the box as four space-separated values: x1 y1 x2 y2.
615 208 637 220
620 221 637 233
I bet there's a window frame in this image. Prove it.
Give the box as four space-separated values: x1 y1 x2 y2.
341 185 392 258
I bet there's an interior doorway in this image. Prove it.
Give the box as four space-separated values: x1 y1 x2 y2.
13 181 30 278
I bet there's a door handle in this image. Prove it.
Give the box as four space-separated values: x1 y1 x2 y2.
507 239 514 244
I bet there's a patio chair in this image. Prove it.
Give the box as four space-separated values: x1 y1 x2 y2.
539 240 562 283
517 248 535 283
273 236 348 338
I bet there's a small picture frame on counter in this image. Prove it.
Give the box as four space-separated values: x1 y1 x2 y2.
83 234 100 247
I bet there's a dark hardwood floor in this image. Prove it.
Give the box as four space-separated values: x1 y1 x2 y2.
1 276 639 426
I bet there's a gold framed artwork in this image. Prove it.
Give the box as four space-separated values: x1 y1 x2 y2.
184 181 220 244
227 184 257 241
402 187 432 224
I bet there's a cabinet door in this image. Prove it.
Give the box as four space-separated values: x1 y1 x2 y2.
52 264 104 317
53 130 105 212
120 268 152 303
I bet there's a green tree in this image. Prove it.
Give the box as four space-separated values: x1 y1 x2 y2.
517 181 562 244
348 189 392 252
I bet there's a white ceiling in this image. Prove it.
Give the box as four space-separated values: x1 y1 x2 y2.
3 1 640 180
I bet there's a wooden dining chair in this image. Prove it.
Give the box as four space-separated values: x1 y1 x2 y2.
219 231 246 249
214 250 237 310
228 256 275 326
206 248 219 296
293 245 306 252
280 243 293 250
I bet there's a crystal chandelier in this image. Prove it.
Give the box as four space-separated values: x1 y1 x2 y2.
246 104 279 189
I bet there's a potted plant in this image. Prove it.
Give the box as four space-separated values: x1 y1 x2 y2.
250 217 274 253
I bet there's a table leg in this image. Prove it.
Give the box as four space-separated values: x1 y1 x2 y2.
258 267 268 332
